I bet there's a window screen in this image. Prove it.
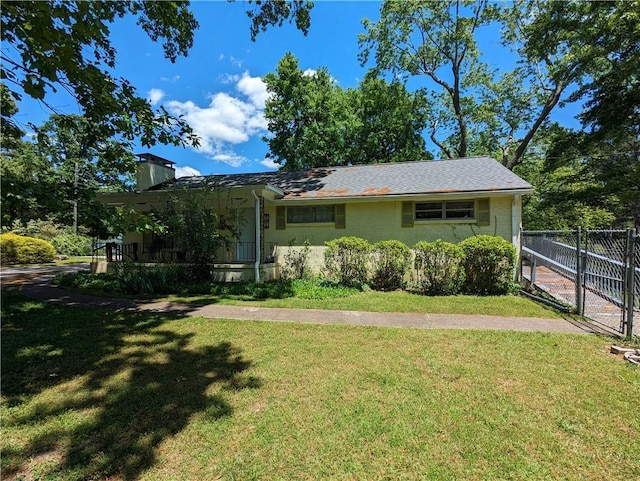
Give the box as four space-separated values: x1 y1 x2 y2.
287 205 335 224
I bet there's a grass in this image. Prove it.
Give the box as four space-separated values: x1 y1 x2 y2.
167 290 561 318
55 273 561 318
2 290 638 480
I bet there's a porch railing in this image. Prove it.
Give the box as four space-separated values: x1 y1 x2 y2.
99 241 277 264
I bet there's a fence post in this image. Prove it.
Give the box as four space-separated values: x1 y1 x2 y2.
625 228 636 337
575 227 583 315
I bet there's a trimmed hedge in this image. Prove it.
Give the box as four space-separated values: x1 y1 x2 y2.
371 240 412 290
324 236 371 287
459 235 517 295
414 240 465 295
0 233 56 264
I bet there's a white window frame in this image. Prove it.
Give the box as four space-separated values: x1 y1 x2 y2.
415 200 476 221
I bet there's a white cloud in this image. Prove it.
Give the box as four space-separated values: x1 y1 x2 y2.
163 72 269 167
147 88 165 106
302 68 338 84
237 72 270 107
175 165 201 178
260 158 280 170
212 152 246 168
161 75 180 83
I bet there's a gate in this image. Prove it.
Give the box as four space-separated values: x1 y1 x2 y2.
521 228 639 337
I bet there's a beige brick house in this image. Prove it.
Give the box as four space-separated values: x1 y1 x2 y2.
96 154 533 281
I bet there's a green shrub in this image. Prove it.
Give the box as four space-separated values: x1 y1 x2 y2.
0 233 56 264
5 218 67 241
55 272 120 292
111 263 199 295
324 236 371 287
52 233 93 256
371 240 412 290
459 235 517 295
414 240 465 295
281 239 311 280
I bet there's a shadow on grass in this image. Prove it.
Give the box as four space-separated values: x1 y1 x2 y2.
1 291 261 480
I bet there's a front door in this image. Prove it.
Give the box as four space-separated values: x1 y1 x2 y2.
236 207 256 261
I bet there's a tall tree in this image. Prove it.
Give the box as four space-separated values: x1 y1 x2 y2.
345 75 432 165
358 0 596 170
0 84 23 151
263 53 432 170
35 114 135 233
359 1 501 161
524 1 640 228
0 140 61 228
263 52 356 170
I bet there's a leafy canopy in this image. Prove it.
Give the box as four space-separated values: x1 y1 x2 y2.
1 1 200 149
263 52 432 170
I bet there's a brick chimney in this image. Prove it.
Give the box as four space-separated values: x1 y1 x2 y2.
135 153 175 191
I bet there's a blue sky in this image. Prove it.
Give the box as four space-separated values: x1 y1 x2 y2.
14 1 580 178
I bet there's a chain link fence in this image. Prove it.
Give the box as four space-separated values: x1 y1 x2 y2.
521 228 639 337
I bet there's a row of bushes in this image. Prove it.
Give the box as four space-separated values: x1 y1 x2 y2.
319 235 517 295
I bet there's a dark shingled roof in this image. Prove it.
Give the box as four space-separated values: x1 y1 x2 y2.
152 157 532 199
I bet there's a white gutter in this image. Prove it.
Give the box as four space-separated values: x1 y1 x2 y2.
251 189 261 283
512 194 521 248
512 194 521 281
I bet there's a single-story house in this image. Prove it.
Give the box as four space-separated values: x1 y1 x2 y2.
95 153 533 281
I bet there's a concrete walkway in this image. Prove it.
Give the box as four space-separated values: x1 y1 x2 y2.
7 266 610 335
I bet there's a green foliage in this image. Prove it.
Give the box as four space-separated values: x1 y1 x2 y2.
111 263 200 295
152 187 238 280
1 1 199 149
324 236 372 287
51 234 93 256
0 142 61 228
3 218 65 241
414 240 465 295
4 218 93 255
263 52 432 170
241 0 314 41
55 271 120 292
371 240 412 290
459 235 516 295
359 0 621 170
516 127 628 230
0 84 23 150
289 278 359 300
281 239 311 280
263 52 357 170
0 233 56 264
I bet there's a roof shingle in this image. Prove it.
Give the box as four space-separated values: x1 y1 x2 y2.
154 157 532 199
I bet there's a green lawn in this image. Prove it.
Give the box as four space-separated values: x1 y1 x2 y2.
56 273 562 318
172 290 562 318
2 291 638 480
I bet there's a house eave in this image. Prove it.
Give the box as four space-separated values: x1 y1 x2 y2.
97 183 284 206
272 187 534 204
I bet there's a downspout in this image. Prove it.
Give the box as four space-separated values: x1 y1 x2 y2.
512 194 520 248
512 194 521 281
251 190 261 283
